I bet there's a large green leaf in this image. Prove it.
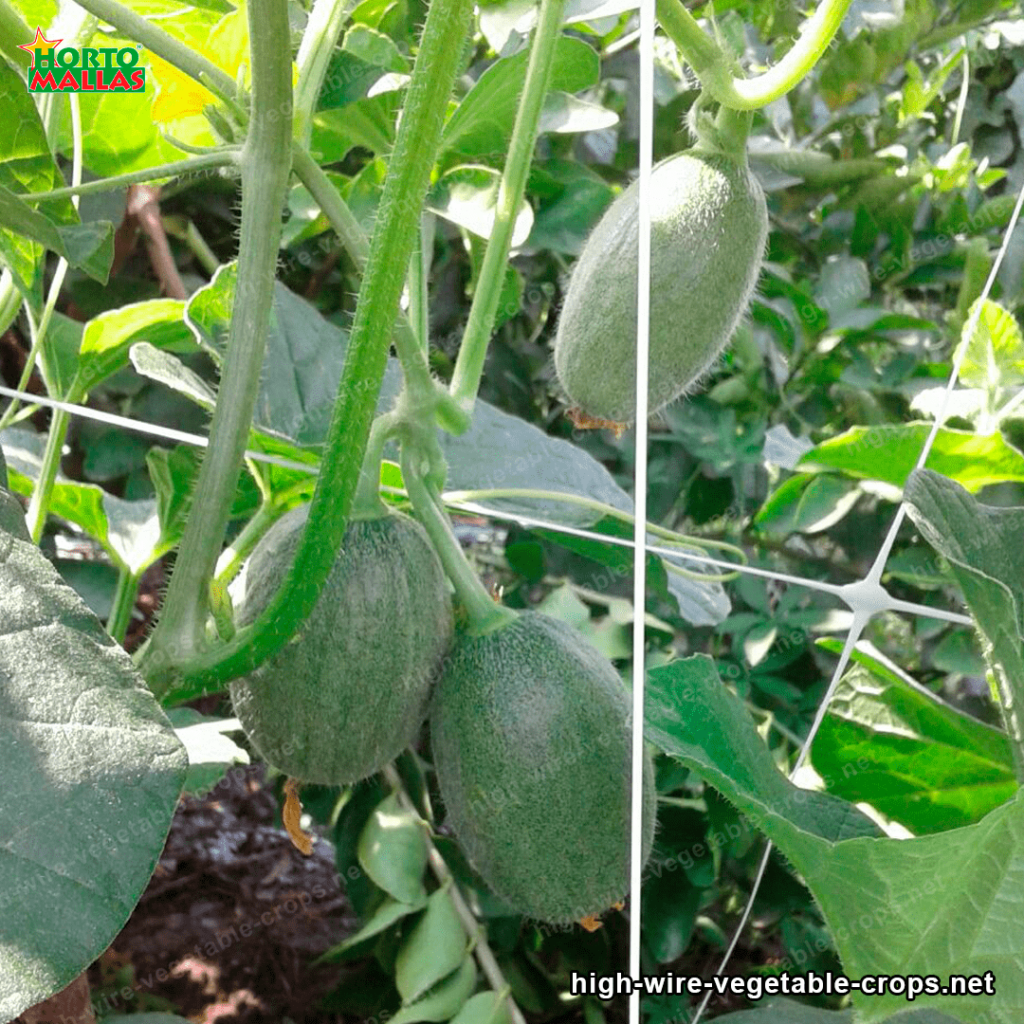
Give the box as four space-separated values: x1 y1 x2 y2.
0 483 187 1020
904 469 1024 780
644 658 880 847
184 263 368 446
810 640 1015 833
798 424 1024 493
646 658 1023 1024
76 74 184 178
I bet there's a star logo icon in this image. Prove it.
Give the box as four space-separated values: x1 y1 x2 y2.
17 27 63 65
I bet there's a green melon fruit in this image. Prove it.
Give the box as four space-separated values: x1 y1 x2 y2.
554 147 768 424
229 508 453 785
429 611 656 924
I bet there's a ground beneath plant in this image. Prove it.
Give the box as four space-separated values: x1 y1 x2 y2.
85 764 357 1024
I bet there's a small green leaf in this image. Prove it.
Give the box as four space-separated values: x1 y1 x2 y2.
396 889 468 1003
427 165 533 245
358 793 428 904
743 622 779 668
1 428 172 575
130 342 217 410
955 298 1024 392
390 957 476 1024
537 92 618 135
441 39 599 161
343 23 409 72
167 709 249 797
75 299 192 397
317 896 427 962
311 93 400 162
37 312 83 400
448 990 512 1024
0 184 113 286
755 473 862 535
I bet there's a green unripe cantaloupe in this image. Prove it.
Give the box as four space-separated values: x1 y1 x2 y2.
229 508 453 785
554 148 768 424
429 611 656 924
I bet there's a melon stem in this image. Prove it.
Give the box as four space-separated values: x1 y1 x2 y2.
400 444 515 636
656 0 854 110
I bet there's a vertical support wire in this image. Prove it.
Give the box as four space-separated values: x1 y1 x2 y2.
630 0 655 1017
688 42 1024 1024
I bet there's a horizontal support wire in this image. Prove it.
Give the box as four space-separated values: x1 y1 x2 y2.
0 382 973 627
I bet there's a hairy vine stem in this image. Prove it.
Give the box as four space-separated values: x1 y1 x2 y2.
18 152 241 203
450 0 567 416
656 0 854 110
107 567 139 643
141 0 293 677
160 0 476 692
291 148 468 434
401 443 515 635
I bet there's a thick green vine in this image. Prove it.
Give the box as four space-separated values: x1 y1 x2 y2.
449 0 567 416
140 0 293 674
157 0 476 693
656 0 854 110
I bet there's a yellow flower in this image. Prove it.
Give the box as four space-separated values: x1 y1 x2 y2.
149 2 251 145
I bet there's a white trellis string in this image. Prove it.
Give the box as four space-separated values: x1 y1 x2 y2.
442 496 974 626
632 0 656 1017
0 380 976 631
0 113 1018 1024
688 128 1024 1024
0 384 316 474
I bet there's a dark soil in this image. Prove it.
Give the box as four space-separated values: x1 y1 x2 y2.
86 765 357 1024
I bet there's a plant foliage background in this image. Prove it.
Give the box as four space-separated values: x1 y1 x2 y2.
2 0 1024 1022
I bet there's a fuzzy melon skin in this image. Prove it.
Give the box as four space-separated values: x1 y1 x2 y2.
554 148 768 423
430 611 656 924
229 509 453 785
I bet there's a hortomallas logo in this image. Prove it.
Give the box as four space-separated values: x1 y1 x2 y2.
17 27 146 92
